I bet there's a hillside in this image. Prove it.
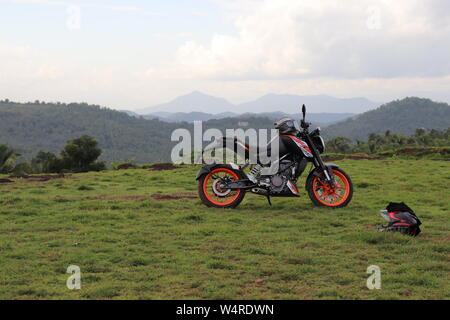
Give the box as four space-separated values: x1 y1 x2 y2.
0 101 188 163
323 97 450 140
0 101 274 163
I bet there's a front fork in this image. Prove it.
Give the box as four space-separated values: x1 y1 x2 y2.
304 134 335 188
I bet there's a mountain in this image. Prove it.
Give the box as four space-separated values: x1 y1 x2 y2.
120 110 141 118
144 111 239 122
141 110 354 125
139 91 380 115
138 91 235 114
238 93 380 114
322 97 450 140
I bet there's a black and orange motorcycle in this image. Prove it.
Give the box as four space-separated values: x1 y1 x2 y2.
196 105 353 209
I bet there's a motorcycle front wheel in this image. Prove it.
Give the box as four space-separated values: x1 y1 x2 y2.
306 168 353 208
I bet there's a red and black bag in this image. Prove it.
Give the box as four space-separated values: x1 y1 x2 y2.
379 202 422 236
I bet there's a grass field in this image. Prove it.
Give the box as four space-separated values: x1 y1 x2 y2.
0 159 448 300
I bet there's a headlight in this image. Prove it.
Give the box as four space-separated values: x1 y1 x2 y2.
310 131 325 153
319 136 325 153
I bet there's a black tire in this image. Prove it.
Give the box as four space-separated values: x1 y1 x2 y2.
198 165 246 209
306 167 353 208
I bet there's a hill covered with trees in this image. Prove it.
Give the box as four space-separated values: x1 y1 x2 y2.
0 100 188 163
322 97 450 140
0 100 274 163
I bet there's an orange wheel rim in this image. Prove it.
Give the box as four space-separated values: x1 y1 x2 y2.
203 168 241 206
312 170 350 207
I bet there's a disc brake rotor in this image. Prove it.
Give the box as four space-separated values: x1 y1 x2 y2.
212 179 231 197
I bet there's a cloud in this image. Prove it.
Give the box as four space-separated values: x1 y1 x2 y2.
169 0 450 80
32 64 63 80
2 0 450 108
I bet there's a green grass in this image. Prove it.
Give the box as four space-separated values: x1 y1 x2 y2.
0 160 448 300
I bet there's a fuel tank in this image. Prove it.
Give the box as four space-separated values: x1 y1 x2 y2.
280 135 313 158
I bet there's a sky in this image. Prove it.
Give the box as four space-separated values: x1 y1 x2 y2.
1 0 450 111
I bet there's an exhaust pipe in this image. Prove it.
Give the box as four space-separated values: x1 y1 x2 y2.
251 188 268 196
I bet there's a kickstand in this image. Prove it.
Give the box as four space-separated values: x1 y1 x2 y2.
266 195 272 206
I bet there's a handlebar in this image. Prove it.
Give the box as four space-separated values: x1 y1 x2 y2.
300 120 311 130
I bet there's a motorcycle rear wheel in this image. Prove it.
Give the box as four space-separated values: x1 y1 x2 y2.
198 165 246 209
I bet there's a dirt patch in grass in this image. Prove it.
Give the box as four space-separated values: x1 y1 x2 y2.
151 193 197 201
8 174 68 182
93 195 150 201
94 193 197 201
117 163 137 170
149 163 179 171
396 147 450 156
0 178 14 183
323 155 384 161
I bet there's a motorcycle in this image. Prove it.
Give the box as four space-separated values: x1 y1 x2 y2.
196 105 353 209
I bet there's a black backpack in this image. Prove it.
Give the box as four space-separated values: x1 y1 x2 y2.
379 202 422 236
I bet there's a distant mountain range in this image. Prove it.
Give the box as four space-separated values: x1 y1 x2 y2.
139 91 234 114
140 110 355 125
135 91 381 116
143 111 238 122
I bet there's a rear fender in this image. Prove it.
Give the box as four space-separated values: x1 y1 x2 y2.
195 163 244 180
203 137 251 160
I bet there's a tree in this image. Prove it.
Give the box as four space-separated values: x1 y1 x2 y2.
12 162 32 175
327 137 353 153
61 135 105 172
31 151 61 173
0 144 19 173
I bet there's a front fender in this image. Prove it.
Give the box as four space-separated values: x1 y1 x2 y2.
305 163 339 189
195 163 242 180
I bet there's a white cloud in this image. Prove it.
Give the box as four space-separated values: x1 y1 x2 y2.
32 64 63 80
168 0 450 80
